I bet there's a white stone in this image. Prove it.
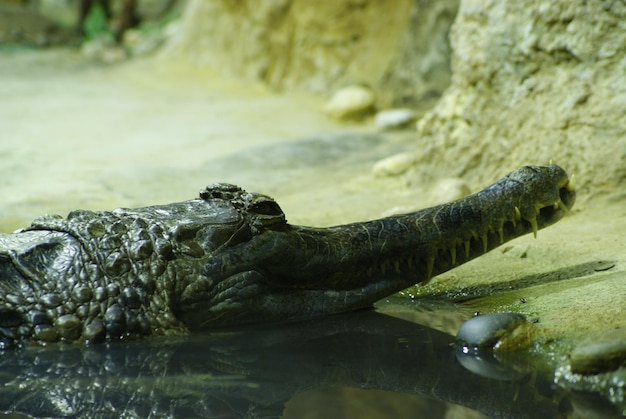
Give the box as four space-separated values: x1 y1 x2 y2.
372 152 416 177
323 85 376 119
374 108 417 130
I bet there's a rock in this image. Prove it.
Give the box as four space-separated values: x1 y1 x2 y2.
372 152 416 177
323 85 376 120
412 0 626 197
161 0 459 107
374 109 417 130
570 328 626 375
456 312 534 351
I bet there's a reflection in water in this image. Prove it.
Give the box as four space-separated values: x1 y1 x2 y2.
0 304 598 419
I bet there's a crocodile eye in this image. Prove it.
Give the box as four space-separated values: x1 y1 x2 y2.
250 200 283 216
248 198 286 229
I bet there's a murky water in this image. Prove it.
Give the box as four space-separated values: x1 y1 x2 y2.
0 300 613 419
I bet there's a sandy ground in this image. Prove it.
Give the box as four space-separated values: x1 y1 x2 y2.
0 49 420 229
1 48 624 358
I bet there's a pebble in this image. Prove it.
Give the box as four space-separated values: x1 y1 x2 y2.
374 108 417 130
372 152 416 177
456 312 531 351
323 85 376 119
570 328 626 375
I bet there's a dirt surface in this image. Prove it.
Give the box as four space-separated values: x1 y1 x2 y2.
1 48 624 355
0 48 416 229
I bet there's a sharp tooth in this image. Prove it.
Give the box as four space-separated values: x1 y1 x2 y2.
566 174 575 191
426 256 434 280
556 199 571 215
450 247 457 265
529 218 538 238
481 235 488 253
394 260 400 273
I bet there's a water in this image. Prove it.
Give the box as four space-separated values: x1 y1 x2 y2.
1 301 607 419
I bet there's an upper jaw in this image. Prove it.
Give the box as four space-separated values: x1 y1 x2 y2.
527 167 576 234
176 165 577 329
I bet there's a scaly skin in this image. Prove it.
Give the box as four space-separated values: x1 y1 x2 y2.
0 165 575 347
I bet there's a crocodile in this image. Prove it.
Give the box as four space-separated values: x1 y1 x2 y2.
0 165 575 347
